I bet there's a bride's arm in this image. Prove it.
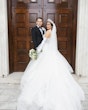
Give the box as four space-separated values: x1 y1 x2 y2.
37 30 51 53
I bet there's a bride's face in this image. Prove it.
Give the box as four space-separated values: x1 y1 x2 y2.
46 22 52 30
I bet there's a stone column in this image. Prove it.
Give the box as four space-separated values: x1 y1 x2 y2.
0 0 9 77
76 0 88 76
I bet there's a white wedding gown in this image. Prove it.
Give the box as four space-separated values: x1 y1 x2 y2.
17 19 85 110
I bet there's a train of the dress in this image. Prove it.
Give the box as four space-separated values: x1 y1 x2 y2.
17 50 85 110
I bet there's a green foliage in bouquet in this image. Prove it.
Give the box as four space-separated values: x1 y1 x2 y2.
29 49 38 60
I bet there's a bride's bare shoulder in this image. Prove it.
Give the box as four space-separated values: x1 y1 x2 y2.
44 30 51 38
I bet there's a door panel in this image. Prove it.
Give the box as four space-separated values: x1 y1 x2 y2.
13 8 30 71
43 0 56 23
28 0 43 9
57 8 73 64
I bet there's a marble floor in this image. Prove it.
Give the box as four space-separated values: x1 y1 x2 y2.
0 72 88 110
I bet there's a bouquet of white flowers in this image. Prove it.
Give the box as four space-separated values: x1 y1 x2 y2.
29 49 37 60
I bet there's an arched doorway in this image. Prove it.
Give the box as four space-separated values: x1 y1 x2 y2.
7 0 78 73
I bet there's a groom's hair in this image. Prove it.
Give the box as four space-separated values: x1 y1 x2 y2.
36 17 43 21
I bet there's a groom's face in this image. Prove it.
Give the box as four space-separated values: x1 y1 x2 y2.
36 19 43 27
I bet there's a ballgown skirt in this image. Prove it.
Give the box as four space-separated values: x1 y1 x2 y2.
17 49 85 110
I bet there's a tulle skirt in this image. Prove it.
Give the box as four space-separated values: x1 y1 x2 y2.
17 50 85 110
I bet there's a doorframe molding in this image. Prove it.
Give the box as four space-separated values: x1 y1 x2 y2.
72 0 78 70
7 0 14 73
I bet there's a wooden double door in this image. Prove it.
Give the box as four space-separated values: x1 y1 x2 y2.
8 0 78 73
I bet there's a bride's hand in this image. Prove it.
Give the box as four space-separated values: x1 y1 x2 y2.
36 47 42 54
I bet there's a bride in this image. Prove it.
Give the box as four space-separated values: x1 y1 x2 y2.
17 19 85 110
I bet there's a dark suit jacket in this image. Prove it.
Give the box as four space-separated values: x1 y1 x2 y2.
31 26 43 49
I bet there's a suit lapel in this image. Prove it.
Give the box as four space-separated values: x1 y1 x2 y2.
35 26 43 37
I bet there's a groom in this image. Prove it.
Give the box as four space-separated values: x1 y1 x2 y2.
31 17 46 49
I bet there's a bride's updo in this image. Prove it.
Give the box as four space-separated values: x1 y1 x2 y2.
47 19 53 26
